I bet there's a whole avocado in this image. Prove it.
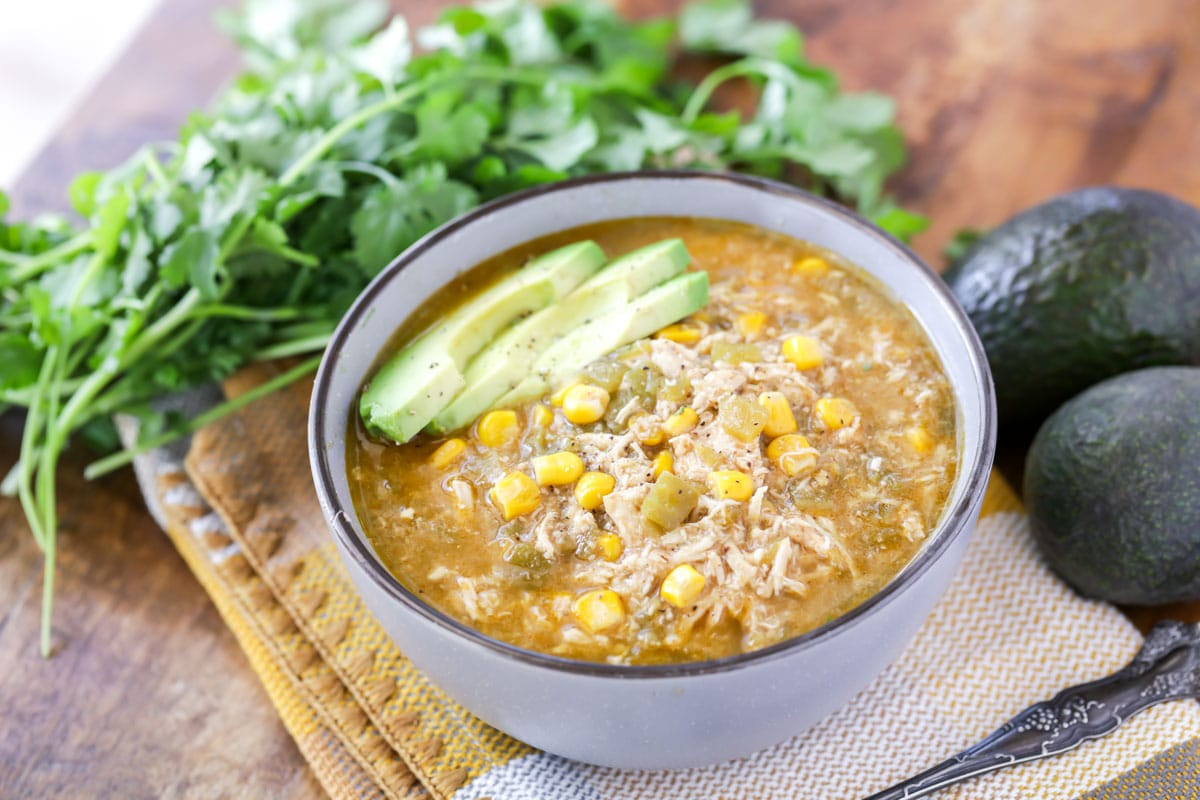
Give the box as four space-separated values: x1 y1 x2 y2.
1024 367 1200 605
944 187 1200 426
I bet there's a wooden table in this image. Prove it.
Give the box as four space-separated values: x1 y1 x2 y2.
3 0 1198 796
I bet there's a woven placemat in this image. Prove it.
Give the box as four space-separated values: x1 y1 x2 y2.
131 361 1200 799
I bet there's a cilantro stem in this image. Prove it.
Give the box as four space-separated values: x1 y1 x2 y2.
252 332 330 361
219 215 257 261
141 148 172 192
1 382 74 407
83 354 323 480
279 78 436 187
41 527 55 656
31 246 119 655
16 349 57 549
4 232 94 284
191 304 310 322
63 330 102 377
231 236 319 267
270 244 319 267
331 160 402 187
23 285 207 654
85 382 150 421
17 292 280 465
279 65 548 187
33 361 121 657
121 289 203 366
681 57 786 125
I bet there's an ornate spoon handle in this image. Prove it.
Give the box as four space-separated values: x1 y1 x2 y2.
864 620 1200 800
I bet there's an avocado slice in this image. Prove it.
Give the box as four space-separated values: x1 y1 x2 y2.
359 241 606 442
944 187 1200 426
497 270 710 407
429 239 691 433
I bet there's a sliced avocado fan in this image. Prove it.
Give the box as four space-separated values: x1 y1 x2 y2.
359 238 708 443
428 239 692 434
359 240 606 443
495 269 709 408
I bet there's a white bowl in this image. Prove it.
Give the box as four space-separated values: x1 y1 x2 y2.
309 171 996 769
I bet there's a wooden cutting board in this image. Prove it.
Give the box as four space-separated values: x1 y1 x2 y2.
3 0 1199 796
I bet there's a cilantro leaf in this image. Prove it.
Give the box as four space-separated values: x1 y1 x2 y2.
412 89 492 164
680 0 804 64
512 117 599 171
161 228 221 298
0 0 926 658
350 16 413 86
350 165 479 275
0 333 40 390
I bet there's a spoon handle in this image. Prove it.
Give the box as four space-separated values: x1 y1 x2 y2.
863 620 1200 800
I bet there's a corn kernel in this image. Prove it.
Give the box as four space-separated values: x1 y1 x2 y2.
477 409 520 448
662 407 699 437
767 433 818 477
652 450 674 478
574 589 625 632
736 311 768 340
549 383 575 407
489 471 541 519
792 255 830 277
629 414 664 446
575 471 616 510
782 335 824 370
596 533 624 562
429 438 466 469
655 323 702 344
757 391 798 437
660 564 706 608
707 470 755 501
532 403 554 428
814 397 858 431
562 384 610 425
906 425 934 454
532 451 585 486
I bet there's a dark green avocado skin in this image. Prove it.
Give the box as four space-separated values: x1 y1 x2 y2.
1024 367 1200 605
944 187 1200 426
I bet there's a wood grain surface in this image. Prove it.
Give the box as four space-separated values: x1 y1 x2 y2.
3 0 1199 796
0 410 324 798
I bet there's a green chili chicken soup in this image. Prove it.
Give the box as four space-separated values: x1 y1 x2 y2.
348 218 958 666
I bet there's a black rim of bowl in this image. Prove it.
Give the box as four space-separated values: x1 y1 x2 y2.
310 169 998 679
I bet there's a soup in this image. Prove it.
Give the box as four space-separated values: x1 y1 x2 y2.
348 218 958 665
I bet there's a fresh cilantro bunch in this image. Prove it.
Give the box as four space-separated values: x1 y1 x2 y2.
0 0 924 656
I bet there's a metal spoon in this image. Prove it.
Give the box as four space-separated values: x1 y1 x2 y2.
864 620 1200 800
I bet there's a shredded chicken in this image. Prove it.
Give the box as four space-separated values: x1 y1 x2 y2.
602 485 651 541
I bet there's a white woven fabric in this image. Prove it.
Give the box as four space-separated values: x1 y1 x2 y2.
457 492 1200 799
